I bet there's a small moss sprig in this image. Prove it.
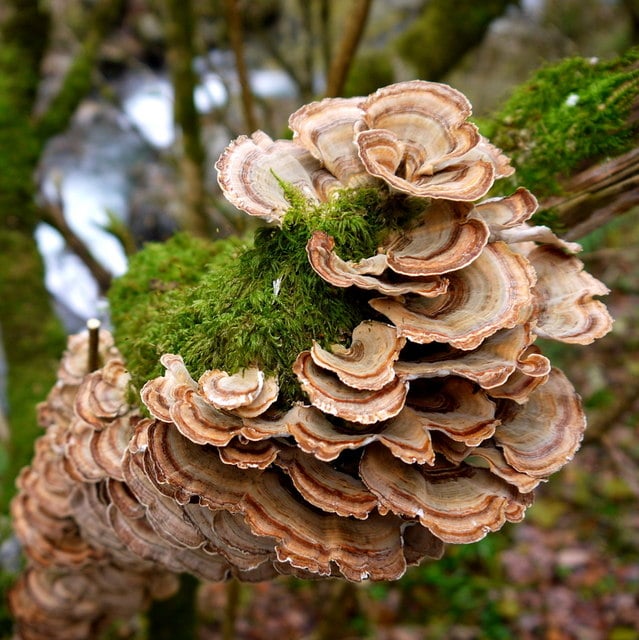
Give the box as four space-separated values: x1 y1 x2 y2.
109 187 408 406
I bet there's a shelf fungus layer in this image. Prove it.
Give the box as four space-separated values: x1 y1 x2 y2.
10 80 613 640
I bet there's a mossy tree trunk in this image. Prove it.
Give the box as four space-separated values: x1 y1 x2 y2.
0 0 124 509
0 0 65 511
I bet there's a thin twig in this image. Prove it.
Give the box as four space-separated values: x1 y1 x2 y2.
325 0 373 98
40 199 113 294
86 318 101 372
223 0 259 132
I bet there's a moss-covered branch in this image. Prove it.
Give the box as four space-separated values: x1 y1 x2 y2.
0 2 66 511
485 48 639 234
0 0 125 510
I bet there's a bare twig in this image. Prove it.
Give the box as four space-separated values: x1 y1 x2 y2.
223 0 259 132
40 199 113 294
87 318 101 372
325 0 373 98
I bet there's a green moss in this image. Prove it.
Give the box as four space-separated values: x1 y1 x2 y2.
109 187 407 407
485 49 639 200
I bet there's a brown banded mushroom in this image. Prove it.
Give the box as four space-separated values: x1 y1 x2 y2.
74 358 131 429
370 242 537 350
215 131 322 222
494 368 587 477
289 96 375 188
394 324 547 389
360 444 532 544
309 320 405 390
355 81 511 200
293 350 409 424
10 79 615 639
528 246 614 344
306 230 449 297
384 200 489 276
199 367 279 417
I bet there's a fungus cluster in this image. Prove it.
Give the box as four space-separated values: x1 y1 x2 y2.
10 81 612 638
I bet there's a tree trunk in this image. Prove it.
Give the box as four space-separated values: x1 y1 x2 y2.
162 0 211 238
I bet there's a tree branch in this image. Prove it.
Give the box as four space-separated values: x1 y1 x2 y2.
40 199 113 295
325 0 372 98
34 0 125 142
223 0 259 132
541 147 639 240
162 0 211 238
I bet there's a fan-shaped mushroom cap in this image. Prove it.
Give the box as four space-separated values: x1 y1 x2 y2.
476 187 538 229
310 321 405 391
215 131 323 223
64 417 107 483
384 200 489 276
293 351 408 424
74 359 131 429
200 367 263 408
167 386 245 446
489 360 550 404
307 231 449 297
144 419 256 510
275 447 378 519
464 445 541 494
404 377 498 446
108 497 209 576
370 242 536 350
494 368 586 477
69 482 139 563
184 507 277 572
528 246 613 344
123 449 208 551
355 81 501 200
360 444 532 544
218 437 281 469
241 471 407 581
289 96 375 188
199 367 279 417
277 404 429 463
90 416 134 481
140 353 197 423
395 325 545 390
11 489 103 568
20 437 75 513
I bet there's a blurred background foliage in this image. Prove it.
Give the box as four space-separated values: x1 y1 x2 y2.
0 0 638 638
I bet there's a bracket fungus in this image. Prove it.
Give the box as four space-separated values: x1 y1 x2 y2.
11 80 613 639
